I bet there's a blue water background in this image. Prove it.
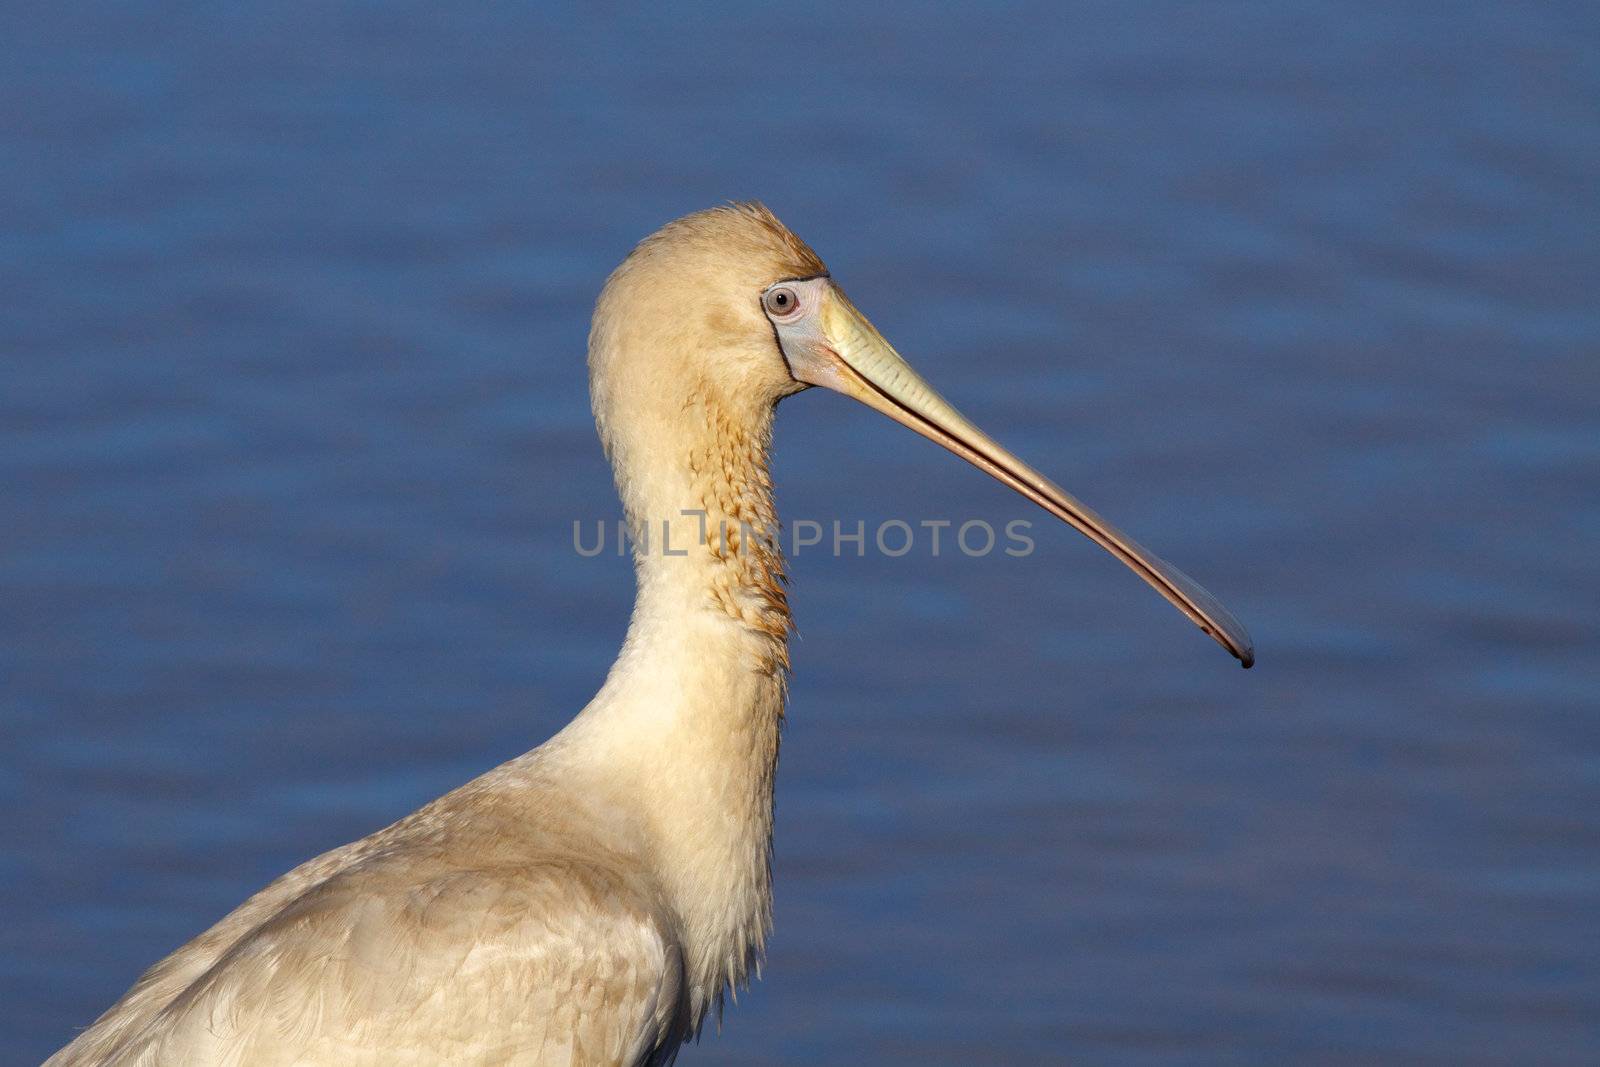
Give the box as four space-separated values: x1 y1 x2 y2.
3 3 1597 1062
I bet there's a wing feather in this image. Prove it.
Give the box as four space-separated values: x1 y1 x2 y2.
54 855 689 1067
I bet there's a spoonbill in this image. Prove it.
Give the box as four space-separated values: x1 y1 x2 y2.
50 203 1251 1066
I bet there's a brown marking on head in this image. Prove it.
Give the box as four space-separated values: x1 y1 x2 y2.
617 202 827 292
719 200 828 279
702 306 746 348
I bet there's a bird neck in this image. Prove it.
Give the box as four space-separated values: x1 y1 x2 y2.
571 384 791 1019
608 380 792 669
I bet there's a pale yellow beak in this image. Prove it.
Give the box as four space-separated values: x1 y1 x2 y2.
782 282 1253 668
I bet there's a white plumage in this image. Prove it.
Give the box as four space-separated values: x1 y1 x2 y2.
51 203 1249 1066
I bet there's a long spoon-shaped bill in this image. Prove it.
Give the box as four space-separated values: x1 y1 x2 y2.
780 284 1253 668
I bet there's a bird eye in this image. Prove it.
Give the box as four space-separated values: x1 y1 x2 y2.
764 286 800 317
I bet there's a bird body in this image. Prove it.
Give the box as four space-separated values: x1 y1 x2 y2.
50 203 1249 1065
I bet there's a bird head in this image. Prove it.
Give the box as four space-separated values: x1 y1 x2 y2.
589 202 1253 667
